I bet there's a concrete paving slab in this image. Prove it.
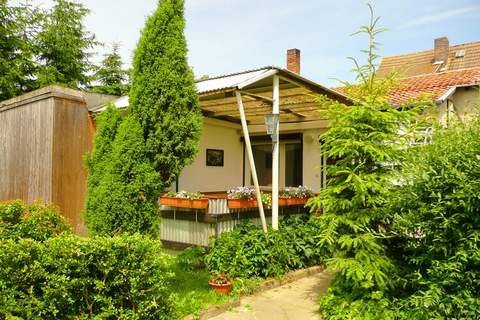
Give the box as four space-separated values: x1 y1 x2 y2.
208 270 333 320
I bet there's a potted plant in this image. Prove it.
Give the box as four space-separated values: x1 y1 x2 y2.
208 273 233 294
160 191 209 209
227 186 257 208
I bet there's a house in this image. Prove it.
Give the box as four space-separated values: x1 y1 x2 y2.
96 49 350 246
377 37 480 123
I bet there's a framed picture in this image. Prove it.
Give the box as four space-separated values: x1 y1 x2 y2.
206 149 224 167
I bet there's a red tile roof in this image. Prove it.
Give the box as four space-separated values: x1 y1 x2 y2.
333 68 480 105
377 40 480 77
388 68 480 105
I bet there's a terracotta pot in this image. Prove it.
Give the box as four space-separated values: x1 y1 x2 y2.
191 198 209 209
286 198 296 206
209 280 233 295
160 196 177 207
227 198 257 209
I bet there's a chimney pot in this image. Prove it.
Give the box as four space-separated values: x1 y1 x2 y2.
287 48 300 74
434 37 449 63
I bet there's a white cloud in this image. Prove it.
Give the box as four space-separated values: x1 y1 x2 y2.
398 5 480 30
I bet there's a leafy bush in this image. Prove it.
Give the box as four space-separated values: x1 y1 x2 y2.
176 246 207 271
206 216 328 278
0 200 71 241
0 233 177 319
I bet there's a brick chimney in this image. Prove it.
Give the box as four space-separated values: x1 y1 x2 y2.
286 48 300 74
433 37 449 63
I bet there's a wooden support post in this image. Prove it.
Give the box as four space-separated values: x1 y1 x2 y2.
235 90 268 233
272 74 280 230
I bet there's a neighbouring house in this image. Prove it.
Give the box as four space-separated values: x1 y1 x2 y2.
0 86 117 234
377 37 480 123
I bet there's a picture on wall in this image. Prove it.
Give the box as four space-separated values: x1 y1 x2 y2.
206 149 224 167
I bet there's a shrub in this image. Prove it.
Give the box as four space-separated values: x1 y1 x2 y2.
176 246 207 271
0 200 71 241
0 233 177 319
206 216 328 278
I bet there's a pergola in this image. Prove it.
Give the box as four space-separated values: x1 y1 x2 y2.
197 67 350 232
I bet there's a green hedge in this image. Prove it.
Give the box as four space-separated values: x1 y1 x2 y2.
0 234 176 319
206 215 328 278
0 200 71 241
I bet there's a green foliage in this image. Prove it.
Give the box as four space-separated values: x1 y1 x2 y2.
129 0 202 188
0 233 177 319
308 6 418 297
84 113 161 236
176 246 207 271
206 216 328 278
92 43 129 96
0 1 39 100
0 200 71 241
385 119 480 319
36 0 98 89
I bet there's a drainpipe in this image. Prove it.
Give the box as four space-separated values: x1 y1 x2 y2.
272 75 280 230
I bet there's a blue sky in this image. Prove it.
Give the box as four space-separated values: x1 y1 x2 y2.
23 0 480 86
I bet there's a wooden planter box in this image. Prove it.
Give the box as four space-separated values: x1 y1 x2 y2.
160 196 209 209
227 198 257 209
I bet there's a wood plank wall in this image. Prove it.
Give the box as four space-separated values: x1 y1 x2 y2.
0 87 94 234
0 98 54 203
52 97 92 234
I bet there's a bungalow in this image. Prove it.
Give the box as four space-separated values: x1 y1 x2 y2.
94 49 351 246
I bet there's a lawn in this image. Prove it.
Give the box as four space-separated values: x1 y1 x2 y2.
164 248 261 318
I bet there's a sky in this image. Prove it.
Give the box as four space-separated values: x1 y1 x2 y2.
18 0 480 86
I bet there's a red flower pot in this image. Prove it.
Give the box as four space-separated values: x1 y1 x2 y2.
209 280 233 295
278 197 289 206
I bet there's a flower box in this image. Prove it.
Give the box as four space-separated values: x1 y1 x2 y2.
278 197 289 206
227 198 258 209
160 196 209 209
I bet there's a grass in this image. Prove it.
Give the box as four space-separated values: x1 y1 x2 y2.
163 248 262 318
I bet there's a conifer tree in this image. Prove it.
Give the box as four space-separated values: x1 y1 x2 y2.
309 5 429 317
0 1 39 100
129 0 202 189
92 43 129 96
36 0 97 89
84 110 161 236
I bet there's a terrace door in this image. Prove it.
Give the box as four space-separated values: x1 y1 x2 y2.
249 134 303 188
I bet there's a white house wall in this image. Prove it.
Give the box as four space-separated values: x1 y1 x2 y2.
177 117 244 192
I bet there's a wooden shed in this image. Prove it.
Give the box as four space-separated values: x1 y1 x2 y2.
0 86 116 234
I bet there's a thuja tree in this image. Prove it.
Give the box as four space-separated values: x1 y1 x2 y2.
36 0 98 89
92 43 129 96
84 112 161 236
129 0 202 188
309 6 428 318
84 104 122 233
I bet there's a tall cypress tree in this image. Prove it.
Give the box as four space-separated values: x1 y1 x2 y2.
92 43 129 96
36 0 97 89
129 0 202 189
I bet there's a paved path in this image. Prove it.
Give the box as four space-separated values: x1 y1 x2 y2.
209 270 333 320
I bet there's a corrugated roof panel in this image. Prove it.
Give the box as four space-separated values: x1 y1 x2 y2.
196 68 273 94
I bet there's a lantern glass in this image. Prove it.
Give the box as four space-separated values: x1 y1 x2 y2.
264 113 278 135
